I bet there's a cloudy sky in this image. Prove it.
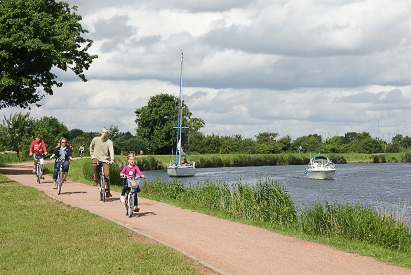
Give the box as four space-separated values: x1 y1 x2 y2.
2 0 411 141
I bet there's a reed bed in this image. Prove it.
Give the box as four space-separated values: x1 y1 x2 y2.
192 153 312 168
300 201 411 252
142 178 297 226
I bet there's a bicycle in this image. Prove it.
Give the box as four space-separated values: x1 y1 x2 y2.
34 154 45 184
122 176 143 218
92 161 110 202
53 157 64 195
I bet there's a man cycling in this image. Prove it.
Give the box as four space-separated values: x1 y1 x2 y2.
29 134 48 178
90 128 115 197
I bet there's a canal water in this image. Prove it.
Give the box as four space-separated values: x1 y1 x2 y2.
144 163 411 224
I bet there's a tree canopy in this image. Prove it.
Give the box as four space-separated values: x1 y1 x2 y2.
0 112 35 161
0 0 97 109
135 93 203 155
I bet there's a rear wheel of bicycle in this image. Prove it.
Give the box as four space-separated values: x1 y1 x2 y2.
57 170 63 195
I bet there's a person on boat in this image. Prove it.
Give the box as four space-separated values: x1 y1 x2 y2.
181 157 187 164
299 145 303 154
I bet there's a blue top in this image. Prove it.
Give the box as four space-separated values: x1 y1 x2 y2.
52 146 72 161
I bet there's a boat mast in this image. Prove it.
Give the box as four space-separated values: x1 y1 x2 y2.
175 52 183 164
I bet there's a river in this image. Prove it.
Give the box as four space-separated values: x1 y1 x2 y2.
144 163 411 224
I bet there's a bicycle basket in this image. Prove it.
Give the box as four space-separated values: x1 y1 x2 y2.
128 179 140 188
35 154 44 159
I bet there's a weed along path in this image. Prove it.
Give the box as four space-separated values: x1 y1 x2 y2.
1 161 410 275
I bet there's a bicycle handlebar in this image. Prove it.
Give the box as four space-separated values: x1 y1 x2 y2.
34 154 45 159
121 175 145 180
92 161 111 165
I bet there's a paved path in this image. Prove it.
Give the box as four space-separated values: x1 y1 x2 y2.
1 161 410 275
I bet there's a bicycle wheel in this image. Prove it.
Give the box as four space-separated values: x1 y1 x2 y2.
101 175 106 202
57 170 63 195
125 191 130 215
37 165 41 184
127 193 133 218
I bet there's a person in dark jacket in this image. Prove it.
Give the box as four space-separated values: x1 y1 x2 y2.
50 137 73 189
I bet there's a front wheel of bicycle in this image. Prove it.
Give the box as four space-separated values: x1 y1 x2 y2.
100 176 106 202
37 166 41 184
57 170 63 195
127 193 133 218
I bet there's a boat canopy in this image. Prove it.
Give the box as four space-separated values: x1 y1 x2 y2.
312 156 329 160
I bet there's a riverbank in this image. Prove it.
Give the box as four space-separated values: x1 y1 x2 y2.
48 159 411 269
3 152 410 169
113 152 411 171
1 161 410 274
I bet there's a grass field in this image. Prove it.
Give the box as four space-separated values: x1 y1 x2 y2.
0 174 210 274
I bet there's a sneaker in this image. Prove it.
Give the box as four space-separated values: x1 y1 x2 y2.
41 174 45 179
120 195 125 202
93 182 98 186
133 207 140 212
32 169 36 173
53 183 57 189
106 192 112 198
63 177 67 181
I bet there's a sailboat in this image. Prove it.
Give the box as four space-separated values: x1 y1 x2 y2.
167 53 196 177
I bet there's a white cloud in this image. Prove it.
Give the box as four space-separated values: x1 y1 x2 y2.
2 0 411 142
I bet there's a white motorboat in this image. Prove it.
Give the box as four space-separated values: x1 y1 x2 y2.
167 53 196 177
304 155 335 180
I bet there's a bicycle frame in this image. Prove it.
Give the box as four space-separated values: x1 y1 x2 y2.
92 161 109 202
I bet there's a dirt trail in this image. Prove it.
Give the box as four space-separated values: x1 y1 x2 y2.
1 161 410 275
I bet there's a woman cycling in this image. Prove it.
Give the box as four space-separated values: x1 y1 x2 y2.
50 138 73 189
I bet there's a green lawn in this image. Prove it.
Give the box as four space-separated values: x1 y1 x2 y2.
0 174 209 274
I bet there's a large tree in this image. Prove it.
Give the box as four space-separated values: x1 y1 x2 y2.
135 93 202 155
0 0 97 109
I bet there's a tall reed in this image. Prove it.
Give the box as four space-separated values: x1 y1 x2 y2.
142 178 297 226
300 201 411 252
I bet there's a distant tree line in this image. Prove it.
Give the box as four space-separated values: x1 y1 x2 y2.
1 112 409 162
188 131 405 155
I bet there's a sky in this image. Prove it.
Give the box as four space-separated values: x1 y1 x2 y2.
2 0 411 141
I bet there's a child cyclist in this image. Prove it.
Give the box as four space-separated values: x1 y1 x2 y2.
120 153 145 212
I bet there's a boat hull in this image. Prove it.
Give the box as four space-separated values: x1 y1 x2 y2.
167 163 196 177
305 169 335 180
